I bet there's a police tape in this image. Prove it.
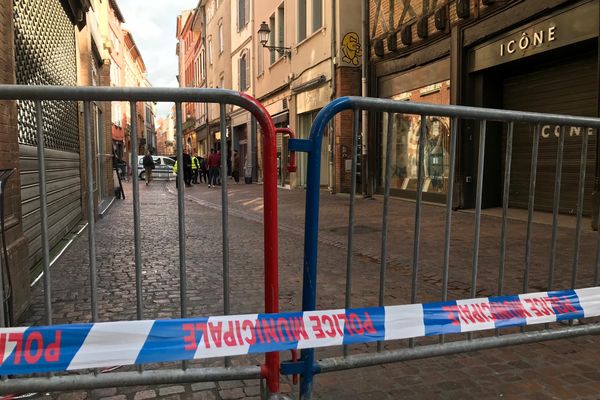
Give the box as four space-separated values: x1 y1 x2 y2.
1 287 600 375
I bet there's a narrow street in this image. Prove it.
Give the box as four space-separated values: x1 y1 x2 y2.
24 180 600 400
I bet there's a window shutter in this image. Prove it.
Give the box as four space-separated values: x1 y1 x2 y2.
245 52 250 89
244 0 249 26
238 57 242 91
237 0 241 31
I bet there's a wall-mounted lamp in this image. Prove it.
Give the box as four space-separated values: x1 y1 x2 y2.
258 21 292 58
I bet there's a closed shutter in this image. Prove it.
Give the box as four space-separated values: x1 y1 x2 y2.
503 49 597 214
245 51 250 90
14 0 83 276
244 0 250 26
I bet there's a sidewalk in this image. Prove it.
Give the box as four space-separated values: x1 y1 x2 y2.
20 179 600 400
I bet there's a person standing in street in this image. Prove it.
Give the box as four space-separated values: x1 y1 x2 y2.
199 155 208 183
191 154 199 184
183 145 193 187
142 150 155 186
207 148 221 188
232 150 240 183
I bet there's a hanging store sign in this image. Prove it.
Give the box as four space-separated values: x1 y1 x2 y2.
468 1 598 72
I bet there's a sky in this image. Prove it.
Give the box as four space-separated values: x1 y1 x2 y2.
117 0 199 117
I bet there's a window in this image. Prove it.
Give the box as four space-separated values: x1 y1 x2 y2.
110 62 120 86
239 51 249 91
298 0 306 41
200 48 206 80
220 76 225 89
219 23 224 54
112 101 122 126
269 14 275 64
208 38 213 65
298 0 322 42
237 0 249 31
277 3 284 59
312 0 322 32
257 40 264 75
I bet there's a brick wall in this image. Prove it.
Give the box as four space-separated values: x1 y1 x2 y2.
370 0 488 58
335 66 361 193
0 0 30 322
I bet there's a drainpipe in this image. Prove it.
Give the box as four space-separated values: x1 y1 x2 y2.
329 0 337 193
361 0 369 197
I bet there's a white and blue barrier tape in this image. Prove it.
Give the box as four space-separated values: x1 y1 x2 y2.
1 287 599 375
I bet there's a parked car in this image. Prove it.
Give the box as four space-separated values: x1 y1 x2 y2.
137 155 176 181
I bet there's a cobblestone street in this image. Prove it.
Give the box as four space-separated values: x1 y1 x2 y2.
22 179 600 400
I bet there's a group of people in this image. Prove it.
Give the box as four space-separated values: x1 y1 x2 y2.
172 145 240 188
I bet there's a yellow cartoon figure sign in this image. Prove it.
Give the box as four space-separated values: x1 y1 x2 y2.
341 32 362 66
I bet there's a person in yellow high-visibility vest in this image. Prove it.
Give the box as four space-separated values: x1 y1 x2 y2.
191 154 199 184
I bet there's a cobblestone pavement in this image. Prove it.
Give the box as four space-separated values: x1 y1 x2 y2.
17 178 600 400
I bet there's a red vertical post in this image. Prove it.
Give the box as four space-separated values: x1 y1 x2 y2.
242 94 279 394
275 128 297 173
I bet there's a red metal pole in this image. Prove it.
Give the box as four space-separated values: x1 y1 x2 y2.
275 127 297 173
241 94 279 394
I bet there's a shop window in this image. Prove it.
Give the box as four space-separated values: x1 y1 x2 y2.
381 81 451 194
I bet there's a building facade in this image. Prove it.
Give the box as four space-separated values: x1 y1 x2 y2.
205 0 233 157
0 0 152 323
369 0 599 217
230 0 254 183
107 0 127 159
0 0 133 321
156 115 176 156
253 0 363 190
177 10 201 154
123 29 152 163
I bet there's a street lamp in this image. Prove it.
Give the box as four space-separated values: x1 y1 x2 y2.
258 21 291 58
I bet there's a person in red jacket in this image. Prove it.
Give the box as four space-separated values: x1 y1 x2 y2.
207 148 221 188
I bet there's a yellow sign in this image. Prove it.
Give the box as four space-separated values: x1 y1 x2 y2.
341 32 362 66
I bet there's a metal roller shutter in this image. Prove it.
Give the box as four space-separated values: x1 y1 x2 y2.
14 0 82 275
503 50 598 214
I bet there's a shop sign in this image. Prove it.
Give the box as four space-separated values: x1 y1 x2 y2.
499 26 556 57
469 1 598 72
541 125 596 139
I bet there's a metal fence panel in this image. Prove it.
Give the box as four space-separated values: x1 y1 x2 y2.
287 96 600 399
0 85 280 396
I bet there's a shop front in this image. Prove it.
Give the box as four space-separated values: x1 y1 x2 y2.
465 0 599 214
376 58 452 203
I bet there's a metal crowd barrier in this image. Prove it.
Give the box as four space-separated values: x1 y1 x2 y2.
0 86 281 396
286 96 600 399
